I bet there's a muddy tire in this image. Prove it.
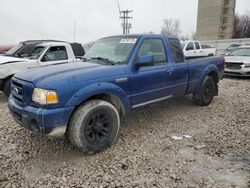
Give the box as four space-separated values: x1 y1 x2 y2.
3 78 11 97
68 100 120 154
193 76 216 106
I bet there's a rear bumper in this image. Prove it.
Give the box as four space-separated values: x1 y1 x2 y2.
8 95 75 137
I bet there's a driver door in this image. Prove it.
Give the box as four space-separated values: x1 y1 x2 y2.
184 42 196 58
130 38 174 108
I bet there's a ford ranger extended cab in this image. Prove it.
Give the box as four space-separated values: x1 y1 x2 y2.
0 41 85 96
9 35 224 154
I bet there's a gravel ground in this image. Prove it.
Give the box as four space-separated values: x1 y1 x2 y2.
0 78 249 188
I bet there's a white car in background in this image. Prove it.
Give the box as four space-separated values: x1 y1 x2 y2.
225 46 250 77
181 40 216 59
0 42 85 96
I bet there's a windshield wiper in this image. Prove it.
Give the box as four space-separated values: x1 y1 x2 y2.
82 57 90 62
91 57 115 65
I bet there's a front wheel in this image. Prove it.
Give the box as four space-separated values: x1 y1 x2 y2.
68 100 120 154
193 76 216 106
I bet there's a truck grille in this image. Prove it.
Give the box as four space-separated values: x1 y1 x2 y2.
11 78 34 106
11 79 24 103
226 62 243 70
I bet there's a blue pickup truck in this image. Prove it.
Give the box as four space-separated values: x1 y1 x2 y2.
8 34 224 154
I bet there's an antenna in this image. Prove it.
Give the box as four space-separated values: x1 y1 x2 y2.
73 18 77 42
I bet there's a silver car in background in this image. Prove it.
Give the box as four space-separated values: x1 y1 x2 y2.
225 46 250 77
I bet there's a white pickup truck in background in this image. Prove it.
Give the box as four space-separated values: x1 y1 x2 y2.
0 41 85 96
181 40 216 59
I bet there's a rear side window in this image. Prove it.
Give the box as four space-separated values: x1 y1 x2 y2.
194 42 200 50
138 39 167 64
169 39 185 63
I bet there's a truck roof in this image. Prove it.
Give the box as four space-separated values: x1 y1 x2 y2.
37 42 71 46
20 40 65 45
102 34 179 39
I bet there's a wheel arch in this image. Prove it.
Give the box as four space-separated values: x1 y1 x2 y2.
195 64 219 94
65 82 131 116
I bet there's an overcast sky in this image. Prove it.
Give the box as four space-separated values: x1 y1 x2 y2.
0 0 249 45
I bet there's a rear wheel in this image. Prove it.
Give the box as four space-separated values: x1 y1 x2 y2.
68 100 120 154
3 78 11 97
193 76 216 106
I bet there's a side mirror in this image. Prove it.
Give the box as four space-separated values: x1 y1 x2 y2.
136 55 154 67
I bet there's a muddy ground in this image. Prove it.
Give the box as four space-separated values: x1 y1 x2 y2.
0 78 249 188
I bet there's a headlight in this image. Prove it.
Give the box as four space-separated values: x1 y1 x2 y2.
32 88 59 105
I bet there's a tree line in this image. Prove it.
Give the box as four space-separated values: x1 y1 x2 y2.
161 11 250 39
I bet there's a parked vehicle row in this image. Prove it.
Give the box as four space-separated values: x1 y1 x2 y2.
0 41 85 96
8 34 225 154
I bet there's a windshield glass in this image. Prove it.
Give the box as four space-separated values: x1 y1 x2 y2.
83 36 138 64
181 42 186 50
229 48 250 57
29 46 46 59
5 44 23 55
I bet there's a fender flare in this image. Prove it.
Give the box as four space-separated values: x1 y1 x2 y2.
194 64 219 94
65 82 131 114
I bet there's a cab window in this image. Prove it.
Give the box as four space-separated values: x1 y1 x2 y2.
169 39 185 63
194 42 200 50
138 39 167 64
41 46 68 62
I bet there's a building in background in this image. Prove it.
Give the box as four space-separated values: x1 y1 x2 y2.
196 0 236 40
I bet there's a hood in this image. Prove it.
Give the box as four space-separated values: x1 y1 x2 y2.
14 62 127 88
0 56 27 65
225 56 250 63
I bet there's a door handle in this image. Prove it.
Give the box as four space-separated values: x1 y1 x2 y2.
166 68 174 74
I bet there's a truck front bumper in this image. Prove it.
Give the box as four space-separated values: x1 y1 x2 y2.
8 96 75 137
224 68 250 77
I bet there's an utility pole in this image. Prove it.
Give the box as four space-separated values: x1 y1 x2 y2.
117 0 133 35
120 10 133 34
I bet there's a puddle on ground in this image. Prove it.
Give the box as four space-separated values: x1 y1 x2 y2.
179 147 250 187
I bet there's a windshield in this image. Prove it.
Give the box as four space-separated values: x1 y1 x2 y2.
83 36 138 64
5 44 23 56
29 46 45 59
229 48 250 57
181 42 186 50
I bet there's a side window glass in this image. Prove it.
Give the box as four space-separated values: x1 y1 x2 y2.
138 39 167 64
194 42 200 50
186 42 194 51
42 46 68 62
169 39 185 63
